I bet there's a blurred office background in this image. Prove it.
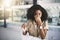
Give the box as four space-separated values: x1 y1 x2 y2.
0 0 60 40
0 0 60 25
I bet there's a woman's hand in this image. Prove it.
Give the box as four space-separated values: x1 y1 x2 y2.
22 23 27 35
34 15 42 26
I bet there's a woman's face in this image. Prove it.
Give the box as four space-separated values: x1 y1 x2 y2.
34 10 42 18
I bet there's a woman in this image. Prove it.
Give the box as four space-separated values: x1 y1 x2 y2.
22 4 48 40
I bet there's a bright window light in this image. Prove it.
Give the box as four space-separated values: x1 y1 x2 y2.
2 0 12 7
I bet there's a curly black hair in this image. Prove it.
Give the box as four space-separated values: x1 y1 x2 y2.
27 4 48 22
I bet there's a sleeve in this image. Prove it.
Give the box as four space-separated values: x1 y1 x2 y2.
44 20 48 29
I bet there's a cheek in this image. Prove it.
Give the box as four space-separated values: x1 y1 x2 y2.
40 13 42 17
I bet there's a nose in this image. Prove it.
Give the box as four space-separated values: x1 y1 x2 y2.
37 13 40 17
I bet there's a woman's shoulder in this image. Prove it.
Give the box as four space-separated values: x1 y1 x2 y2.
27 20 33 23
44 20 48 23
43 20 48 25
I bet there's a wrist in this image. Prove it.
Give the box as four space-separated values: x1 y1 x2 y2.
40 26 43 29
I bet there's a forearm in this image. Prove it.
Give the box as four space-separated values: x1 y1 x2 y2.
38 22 47 39
39 28 46 39
39 26 48 39
44 29 48 36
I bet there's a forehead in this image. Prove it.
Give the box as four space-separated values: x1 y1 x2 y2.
35 10 42 13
